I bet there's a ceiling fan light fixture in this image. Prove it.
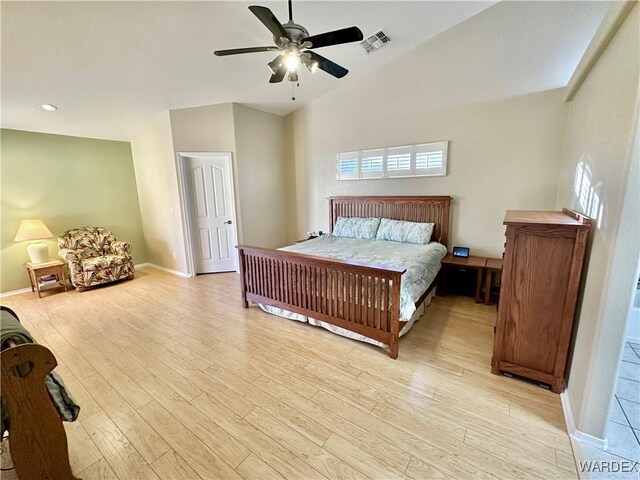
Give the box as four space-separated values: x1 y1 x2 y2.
300 54 318 73
268 56 283 74
284 52 300 72
213 0 363 86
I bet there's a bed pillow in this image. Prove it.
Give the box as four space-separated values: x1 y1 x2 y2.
332 217 381 240
376 218 434 244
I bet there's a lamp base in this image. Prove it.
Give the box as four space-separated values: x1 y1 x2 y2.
26 242 50 264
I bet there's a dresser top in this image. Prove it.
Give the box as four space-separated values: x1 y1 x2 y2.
504 210 591 227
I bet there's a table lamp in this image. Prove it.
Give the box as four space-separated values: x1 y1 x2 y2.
14 219 54 264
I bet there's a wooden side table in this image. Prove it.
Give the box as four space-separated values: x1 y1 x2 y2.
441 254 487 303
484 258 503 305
25 260 68 298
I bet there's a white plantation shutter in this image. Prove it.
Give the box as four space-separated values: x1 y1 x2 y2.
337 151 359 179
415 141 447 176
337 140 449 180
360 148 384 178
386 146 412 177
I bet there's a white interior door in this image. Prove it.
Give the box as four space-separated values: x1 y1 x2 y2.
183 153 237 274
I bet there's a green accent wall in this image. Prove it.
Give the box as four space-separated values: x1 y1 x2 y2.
1 129 147 293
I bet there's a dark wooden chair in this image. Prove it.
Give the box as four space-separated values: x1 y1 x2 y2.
1 307 77 480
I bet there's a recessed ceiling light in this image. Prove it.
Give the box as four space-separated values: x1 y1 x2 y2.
38 104 57 111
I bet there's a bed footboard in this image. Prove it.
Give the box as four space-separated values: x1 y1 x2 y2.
237 245 406 358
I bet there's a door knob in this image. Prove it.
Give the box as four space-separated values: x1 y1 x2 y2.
224 220 233 225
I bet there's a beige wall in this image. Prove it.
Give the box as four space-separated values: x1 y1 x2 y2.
131 102 289 274
283 8 570 253
1 129 147 292
555 6 639 439
169 103 239 255
169 103 236 154
124 103 238 274
282 1 613 249
232 104 288 248
170 102 289 248
130 112 188 273
283 114 299 243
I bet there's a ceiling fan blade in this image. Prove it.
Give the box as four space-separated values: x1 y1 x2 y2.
303 26 363 49
249 6 289 41
214 46 280 56
306 52 348 78
269 63 288 83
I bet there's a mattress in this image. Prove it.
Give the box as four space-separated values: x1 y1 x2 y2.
258 235 447 346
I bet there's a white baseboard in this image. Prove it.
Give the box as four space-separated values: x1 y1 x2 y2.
135 263 191 278
572 431 607 450
561 390 608 451
0 287 33 298
561 390 577 435
0 264 189 298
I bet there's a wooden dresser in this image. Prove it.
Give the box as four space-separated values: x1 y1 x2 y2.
491 209 591 393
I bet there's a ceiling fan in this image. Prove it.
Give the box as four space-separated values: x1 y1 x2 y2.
214 0 364 85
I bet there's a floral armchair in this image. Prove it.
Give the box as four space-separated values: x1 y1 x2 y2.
58 227 134 290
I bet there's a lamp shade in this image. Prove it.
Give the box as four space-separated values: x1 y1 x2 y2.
14 219 54 242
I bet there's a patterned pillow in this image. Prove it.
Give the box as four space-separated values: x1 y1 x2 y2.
376 218 434 244
332 217 381 240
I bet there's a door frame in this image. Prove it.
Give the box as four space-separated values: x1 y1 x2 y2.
175 152 240 276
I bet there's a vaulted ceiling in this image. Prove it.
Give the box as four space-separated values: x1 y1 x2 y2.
1 1 608 141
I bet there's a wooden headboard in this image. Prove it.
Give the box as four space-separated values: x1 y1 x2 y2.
328 196 453 248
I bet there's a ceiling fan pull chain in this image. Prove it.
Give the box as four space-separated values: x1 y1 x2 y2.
291 81 296 101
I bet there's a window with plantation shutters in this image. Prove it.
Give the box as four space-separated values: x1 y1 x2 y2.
336 141 448 180
386 146 412 177
337 151 359 180
415 142 447 176
360 149 384 178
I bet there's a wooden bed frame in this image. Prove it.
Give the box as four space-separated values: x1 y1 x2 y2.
237 196 452 358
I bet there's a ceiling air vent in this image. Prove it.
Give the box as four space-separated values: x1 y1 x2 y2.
360 30 390 54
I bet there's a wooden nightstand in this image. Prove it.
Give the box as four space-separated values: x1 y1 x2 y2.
484 258 503 304
441 254 487 303
25 260 68 298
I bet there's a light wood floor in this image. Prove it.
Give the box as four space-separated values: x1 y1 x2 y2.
2 267 577 479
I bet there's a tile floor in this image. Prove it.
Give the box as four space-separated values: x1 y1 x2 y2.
580 343 640 479
606 342 640 462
